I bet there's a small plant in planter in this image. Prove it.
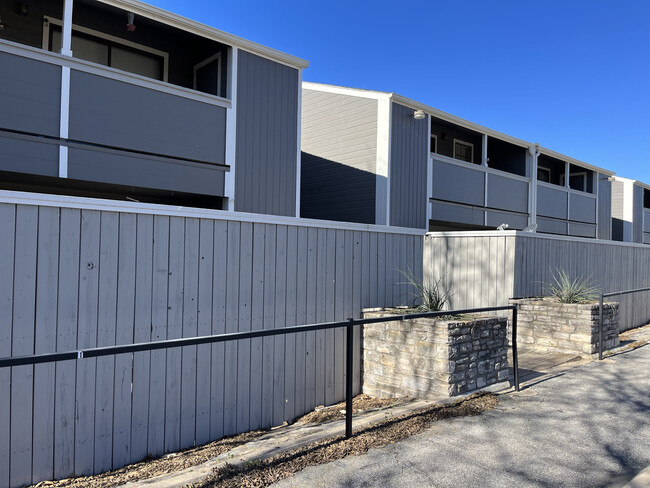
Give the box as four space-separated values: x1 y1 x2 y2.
543 269 599 303
398 267 452 312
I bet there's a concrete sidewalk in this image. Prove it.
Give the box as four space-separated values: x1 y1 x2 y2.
273 345 650 488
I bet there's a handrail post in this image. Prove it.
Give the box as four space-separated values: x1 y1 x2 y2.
598 293 604 360
512 306 520 392
345 318 354 438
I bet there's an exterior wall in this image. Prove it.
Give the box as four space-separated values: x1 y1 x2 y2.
611 179 627 241
537 182 599 238
300 89 378 224
598 174 613 240
0 196 423 488
235 51 299 216
362 311 509 398
633 185 644 243
424 231 650 332
389 103 428 229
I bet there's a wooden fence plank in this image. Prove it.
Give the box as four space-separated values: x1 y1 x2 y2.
75 210 101 476
236 222 253 433
315 228 327 407
248 223 265 430
304 227 317 411
334 229 345 402
223 221 240 435
273 225 288 424
0 204 15 488
181 218 199 449
131 214 154 462
261 224 276 428
283 226 298 422
294 227 308 417
195 219 214 446
32 206 59 483
324 229 336 406
53 209 80 479
94 212 119 473
148 215 169 458
113 213 136 468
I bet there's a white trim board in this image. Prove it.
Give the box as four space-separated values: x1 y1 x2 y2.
0 39 231 109
0 190 427 236
432 153 531 184
426 229 650 248
97 0 309 69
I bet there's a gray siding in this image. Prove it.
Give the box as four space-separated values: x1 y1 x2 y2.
432 159 484 207
68 148 225 196
537 185 567 220
569 193 597 223
633 185 644 243
486 173 528 213
301 89 378 224
0 136 59 177
598 175 612 240
235 51 298 216
0 201 421 487
0 52 61 137
389 103 428 229
611 179 626 241
430 200 484 227
69 70 226 164
425 231 650 332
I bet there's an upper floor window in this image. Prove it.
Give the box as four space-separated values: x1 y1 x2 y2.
46 18 167 81
430 134 437 154
453 139 474 163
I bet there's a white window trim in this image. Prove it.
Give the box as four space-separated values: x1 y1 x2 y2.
430 134 437 154
43 15 169 82
193 52 222 96
537 166 551 183
560 171 589 192
452 139 474 163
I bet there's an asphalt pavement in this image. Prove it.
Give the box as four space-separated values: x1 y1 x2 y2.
272 345 650 488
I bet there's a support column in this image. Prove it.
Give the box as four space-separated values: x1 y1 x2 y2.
224 46 238 211
58 0 73 178
295 68 303 217
528 144 540 228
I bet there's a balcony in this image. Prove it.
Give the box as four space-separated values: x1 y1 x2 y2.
0 0 232 208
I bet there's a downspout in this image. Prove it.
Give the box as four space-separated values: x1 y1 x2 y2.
528 143 540 228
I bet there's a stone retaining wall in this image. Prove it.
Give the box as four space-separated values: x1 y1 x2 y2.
362 309 509 399
510 299 619 356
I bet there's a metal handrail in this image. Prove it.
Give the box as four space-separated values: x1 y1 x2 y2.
0 305 519 438
598 286 650 360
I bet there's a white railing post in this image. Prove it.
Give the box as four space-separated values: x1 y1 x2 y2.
58 0 73 178
224 46 238 211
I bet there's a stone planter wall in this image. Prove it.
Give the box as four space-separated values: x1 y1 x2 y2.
509 299 619 356
362 309 509 399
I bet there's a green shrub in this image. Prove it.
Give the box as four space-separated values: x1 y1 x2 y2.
399 267 452 312
544 269 599 303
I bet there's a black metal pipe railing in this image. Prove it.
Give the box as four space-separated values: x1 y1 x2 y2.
598 286 650 360
0 305 519 438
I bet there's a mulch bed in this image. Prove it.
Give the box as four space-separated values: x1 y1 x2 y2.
189 392 498 488
30 395 403 488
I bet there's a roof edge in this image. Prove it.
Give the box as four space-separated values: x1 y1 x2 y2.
99 0 309 69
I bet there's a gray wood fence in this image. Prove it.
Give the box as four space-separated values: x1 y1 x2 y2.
425 230 650 331
0 201 422 488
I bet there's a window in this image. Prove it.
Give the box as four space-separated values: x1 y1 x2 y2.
194 53 222 97
453 139 473 163
45 17 168 82
430 134 437 154
537 167 551 183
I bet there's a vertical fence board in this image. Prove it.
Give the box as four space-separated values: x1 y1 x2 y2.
324 229 336 406
94 212 119 473
0 204 15 488
236 222 253 433
148 215 169 458
11 205 38 486
195 219 214 446
223 221 240 434
32 207 59 483
181 218 199 449
249 223 265 430
261 224 276 427
294 227 308 417
75 210 101 476
284 226 298 422
113 213 136 468
131 215 153 462
209 221 228 440
315 229 327 407
304 228 317 411
273 225 288 424
352 231 362 393
54 209 80 479
334 230 346 402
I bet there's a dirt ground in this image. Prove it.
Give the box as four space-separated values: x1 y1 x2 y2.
188 393 498 488
31 395 406 488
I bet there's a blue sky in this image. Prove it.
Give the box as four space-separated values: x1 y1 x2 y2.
148 0 650 181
